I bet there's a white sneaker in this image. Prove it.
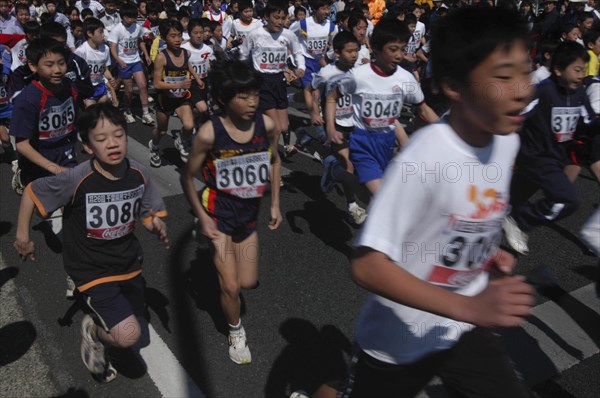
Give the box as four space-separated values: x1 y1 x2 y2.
174 136 190 162
66 275 76 298
80 315 107 374
348 203 367 225
141 112 155 126
11 160 23 195
503 216 529 255
148 140 161 168
228 326 251 364
124 111 135 124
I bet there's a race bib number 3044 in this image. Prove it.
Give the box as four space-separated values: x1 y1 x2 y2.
360 94 401 129
215 152 270 198
85 185 145 240
256 47 287 71
38 98 76 140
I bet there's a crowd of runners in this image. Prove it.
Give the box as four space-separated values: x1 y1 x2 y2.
1 0 599 396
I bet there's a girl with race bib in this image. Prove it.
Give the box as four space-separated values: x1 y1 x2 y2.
149 19 203 167
182 60 282 365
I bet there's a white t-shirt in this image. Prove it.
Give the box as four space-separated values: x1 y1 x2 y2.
202 10 233 39
230 18 262 41
312 63 354 127
10 38 27 71
182 41 214 80
100 12 121 36
355 43 370 67
0 15 15 34
75 41 111 86
354 121 519 365
108 22 148 64
586 77 600 115
290 16 338 60
336 63 424 132
75 0 104 18
530 65 551 85
240 27 305 73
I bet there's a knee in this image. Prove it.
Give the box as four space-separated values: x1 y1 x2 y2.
221 279 241 299
182 121 195 132
111 319 141 349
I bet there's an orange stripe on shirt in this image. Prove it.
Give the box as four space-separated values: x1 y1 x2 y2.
77 269 142 292
141 209 168 225
26 184 48 218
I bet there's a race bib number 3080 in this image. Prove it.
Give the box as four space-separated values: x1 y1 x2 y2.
215 152 270 198
38 98 76 140
360 94 401 129
85 185 145 240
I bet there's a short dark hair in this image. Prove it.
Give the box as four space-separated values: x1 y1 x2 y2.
583 29 600 48
264 0 287 16
70 19 84 30
333 30 360 51
40 21 68 40
310 0 328 11
177 9 190 20
238 0 253 12
210 60 262 110
26 38 69 65
83 17 104 38
431 6 529 90
370 18 411 51
294 5 306 18
40 12 54 24
147 2 162 15
65 6 79 16
187 18 204 32
14 3 30 14
551 40 590 72
45 0 57 5
80 7 94 19
119 3 138 19
23 20 40 36
347 13 367 32
537 38 559 66
77 103 128 145
159 19 183 37
207 19 221 32
561 23 579 36
404 13 417 25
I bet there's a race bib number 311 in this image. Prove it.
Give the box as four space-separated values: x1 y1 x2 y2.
215 152 270 198
85 185 145 240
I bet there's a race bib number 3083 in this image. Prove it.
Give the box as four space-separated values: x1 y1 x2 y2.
360 94 401 129
85 185 145 240
38 98 76 140
215 152 270 198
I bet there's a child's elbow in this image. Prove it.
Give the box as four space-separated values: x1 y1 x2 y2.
351 254 371 288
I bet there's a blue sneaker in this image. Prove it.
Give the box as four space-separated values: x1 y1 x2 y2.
320 155 338 193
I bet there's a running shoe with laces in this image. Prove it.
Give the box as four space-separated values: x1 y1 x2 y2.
348 203 367 225
66 275 76 299
80 315 111 377
228 326 252 364
148 140 161 168
174 136 190 162
124 110 135 124
11 159 24 195
141 112 155 126
503 216 529 255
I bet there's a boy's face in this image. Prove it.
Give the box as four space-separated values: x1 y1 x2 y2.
190 25 204 46
374 39 406 73
211 0 222 11
89 27 104 45
581 17 593 32
105 2 117 14
352 20 367 42
336 41 359 66
0 2 8 17
180 17 189 30
139 2 147 15
589 36 600 55
69 9 80 21
412 8 422 19
453 41 533 136
555 58 585 89
165 28 183 49
16 8 30 25
122 15 136 27
72 26 83 38
296 10 306 20
29 52 67 86
227 92 259 121
203 26 212 41
46 3 56 13
265 10 285 32
213 25 223 41
148 12 158 22
407 22 416 33
314 5 330 23
563 27 581 42
241 7 253 22
83 117 128 167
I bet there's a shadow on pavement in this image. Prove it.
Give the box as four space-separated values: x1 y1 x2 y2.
0 321 36 367
146 287 171 333
264 318 351 398
0 266 18 291
0 221 11 237
52 387 90 398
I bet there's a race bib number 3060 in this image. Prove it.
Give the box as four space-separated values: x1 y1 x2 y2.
85 185 145 240
360 94 401 129
38 98 76 140
215 152 270 198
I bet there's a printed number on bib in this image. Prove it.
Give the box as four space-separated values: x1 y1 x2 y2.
165 75 189 98
123 39 138 55
0 85 7 104
38 98 76 140
551 107 580 142
257 48 287 71
427 215 502 289
336 94 353 118
88 62 106 85
361 95 400 128
307 36 327 55
85 185 145 240
215 152 270 198
192 61 208 78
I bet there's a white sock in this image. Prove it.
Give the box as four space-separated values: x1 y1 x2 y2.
142 105 149 115
348 202 358 210
228 320 242 333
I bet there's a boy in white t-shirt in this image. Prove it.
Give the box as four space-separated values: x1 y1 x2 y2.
76 18 117 107
108 3 154 125
339 7 535 398
228 0 262 49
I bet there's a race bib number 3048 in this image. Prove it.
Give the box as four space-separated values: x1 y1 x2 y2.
85 185 145 240
38 98 76 140
215 152 270 198
360 94 401 129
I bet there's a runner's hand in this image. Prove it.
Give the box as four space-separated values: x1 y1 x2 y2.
269 206 282 230
152 217 169 249
14 239 35 261
328 130 343 145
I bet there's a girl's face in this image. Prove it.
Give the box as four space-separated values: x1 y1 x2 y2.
213 25 223 41
190 25 204 46
69 10 80 21
352 20 367 43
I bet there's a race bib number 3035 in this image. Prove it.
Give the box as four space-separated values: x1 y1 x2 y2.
38 98 76 140
306 36 327 56
360 94 401 129
215 152 270 198
85 185 145 240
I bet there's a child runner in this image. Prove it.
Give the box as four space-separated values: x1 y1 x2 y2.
339 7 535 397
182 18 214 124
44 0 70 28
583 30 600 77
504 41 599 255
181 60 282 365
0 43 15 162
309 31 367 224
239 0 305 156
10 20 39 71
13 103 169 383
149 19 202 166
0 0 15 34
202 0 232 40
228 0 262 48
109 3 154 125
531 39 558 85
75 18 117 108
326 19 438 195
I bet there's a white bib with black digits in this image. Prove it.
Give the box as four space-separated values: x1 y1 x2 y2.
427 215 502 290
255 47 287 71
215 151 270 198
164 75 188 98
38 97 76 140
85 184 145 240
336 94 353 119
88 59 106 85
360 94 401 129
551 107 580 142
191 56 209 78
306 35 327 56
122 37 138 55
